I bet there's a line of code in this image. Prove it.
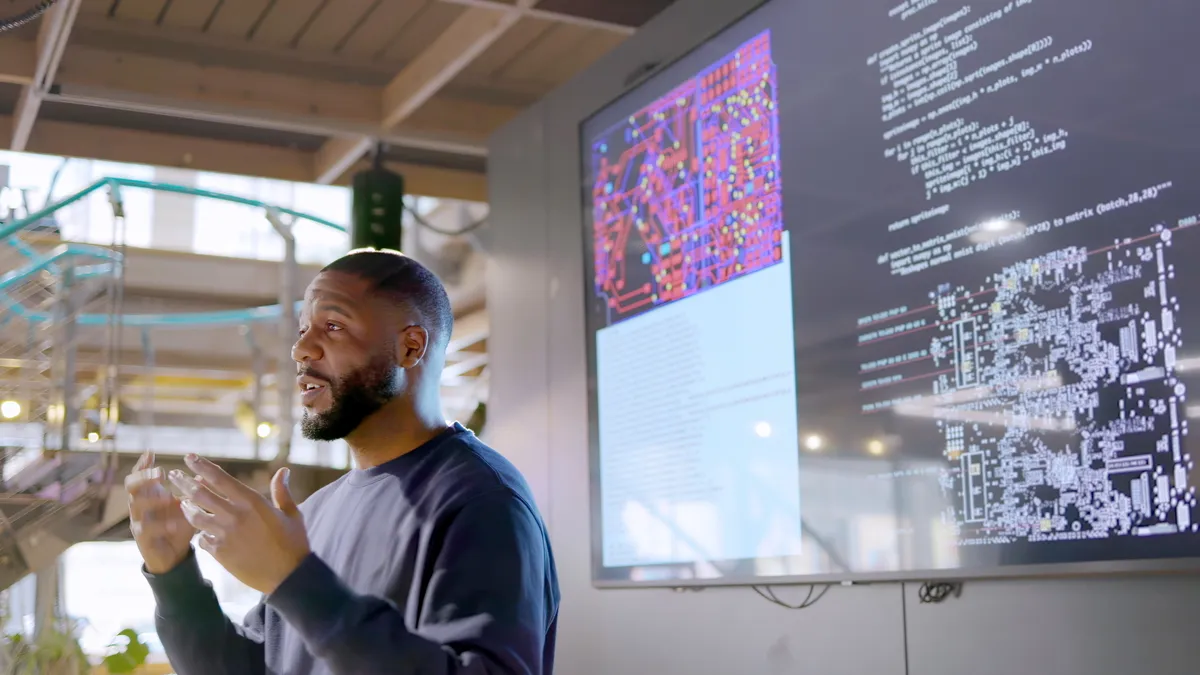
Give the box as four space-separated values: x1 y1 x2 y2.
869 0 1087 199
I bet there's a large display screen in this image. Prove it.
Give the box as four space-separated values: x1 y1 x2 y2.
580 0 1200 585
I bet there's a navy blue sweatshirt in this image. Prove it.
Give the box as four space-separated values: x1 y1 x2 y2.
144 423 559 675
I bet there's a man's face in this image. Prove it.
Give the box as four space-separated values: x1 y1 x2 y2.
293 271 399 441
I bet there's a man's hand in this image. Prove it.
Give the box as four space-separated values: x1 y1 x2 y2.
126 452 195 574
168 454 311 595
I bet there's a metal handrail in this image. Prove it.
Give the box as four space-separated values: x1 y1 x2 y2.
0 176 347 328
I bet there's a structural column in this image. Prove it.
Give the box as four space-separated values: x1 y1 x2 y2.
32 559 60 639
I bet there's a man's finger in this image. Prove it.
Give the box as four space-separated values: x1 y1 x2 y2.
169 470 234 517
185 455 255 501
180 499 223 534
197 531 221 557
127 476 172 513
125 467 164 492
133 451 155 472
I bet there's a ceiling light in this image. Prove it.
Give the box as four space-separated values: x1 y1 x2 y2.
0 400 20 420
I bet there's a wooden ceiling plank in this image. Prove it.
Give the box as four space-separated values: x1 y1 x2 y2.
399 96 518 139
496 21 589 84
206 0 272 39
525 0 671 27
160 0 222 31
294 0 380 53
249 0 325 47
79 0 112 16
0 38 36 85
438 0 635 34
539 26 625 85
379 6 520 129
70 12 400 83
315 4 523 183
458 15 553 80
113 0 168 23
55 44 382 126
336 0 427 59
378 1 464 63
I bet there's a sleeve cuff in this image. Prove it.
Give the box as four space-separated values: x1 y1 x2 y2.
142 548 216 617
265 553 355 652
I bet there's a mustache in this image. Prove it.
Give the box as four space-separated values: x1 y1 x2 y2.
298 367 333 384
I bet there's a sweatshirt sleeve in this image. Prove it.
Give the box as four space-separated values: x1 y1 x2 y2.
144 547 267 675
266 488 555 675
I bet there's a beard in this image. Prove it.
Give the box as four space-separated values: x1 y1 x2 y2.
300 353 396 441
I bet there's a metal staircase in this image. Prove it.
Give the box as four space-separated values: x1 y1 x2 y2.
0 195 125 591
0 177 353 592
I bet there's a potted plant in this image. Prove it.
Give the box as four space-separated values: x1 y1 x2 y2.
0 618 148 675
0 617 89 675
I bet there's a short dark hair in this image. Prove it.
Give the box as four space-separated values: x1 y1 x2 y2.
322 249 454 350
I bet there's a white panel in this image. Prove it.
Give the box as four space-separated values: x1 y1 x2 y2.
485 104 552 514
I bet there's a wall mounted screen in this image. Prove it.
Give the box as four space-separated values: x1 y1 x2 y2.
580 0 1200 586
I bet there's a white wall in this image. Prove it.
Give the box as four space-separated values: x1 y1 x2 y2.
485 1 1200 673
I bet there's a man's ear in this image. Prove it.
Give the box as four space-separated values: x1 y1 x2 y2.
396 325 430 368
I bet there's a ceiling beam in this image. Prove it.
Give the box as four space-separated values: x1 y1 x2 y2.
380 8 525 131
45 84 487 158
43 44 516 154
11 0 82 152
314 137 375 188
0 114 486 201
55 43 380 127
438 0 636 34
1 112 313 180
314 3 533 184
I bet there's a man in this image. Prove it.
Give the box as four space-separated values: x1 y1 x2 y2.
125 249 559 674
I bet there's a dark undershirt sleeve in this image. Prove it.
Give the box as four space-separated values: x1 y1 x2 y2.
143 548 267 675
267 488 553 675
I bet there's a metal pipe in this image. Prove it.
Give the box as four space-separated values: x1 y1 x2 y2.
267 209 296 467
242 326 264 460
52 267 76 452
139 328 154 451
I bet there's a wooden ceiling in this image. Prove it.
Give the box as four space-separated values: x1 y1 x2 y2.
0 0 675 200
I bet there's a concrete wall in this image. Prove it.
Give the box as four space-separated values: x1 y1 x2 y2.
484 1 1200 673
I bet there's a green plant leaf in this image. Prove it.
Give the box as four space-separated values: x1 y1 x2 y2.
102 628 149 673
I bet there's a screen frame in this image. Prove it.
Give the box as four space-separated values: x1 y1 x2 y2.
575 0 1200 589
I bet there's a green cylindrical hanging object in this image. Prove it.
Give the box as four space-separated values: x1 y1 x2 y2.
351 165 405 251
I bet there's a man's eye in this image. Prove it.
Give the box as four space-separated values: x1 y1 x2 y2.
326 322 342 331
